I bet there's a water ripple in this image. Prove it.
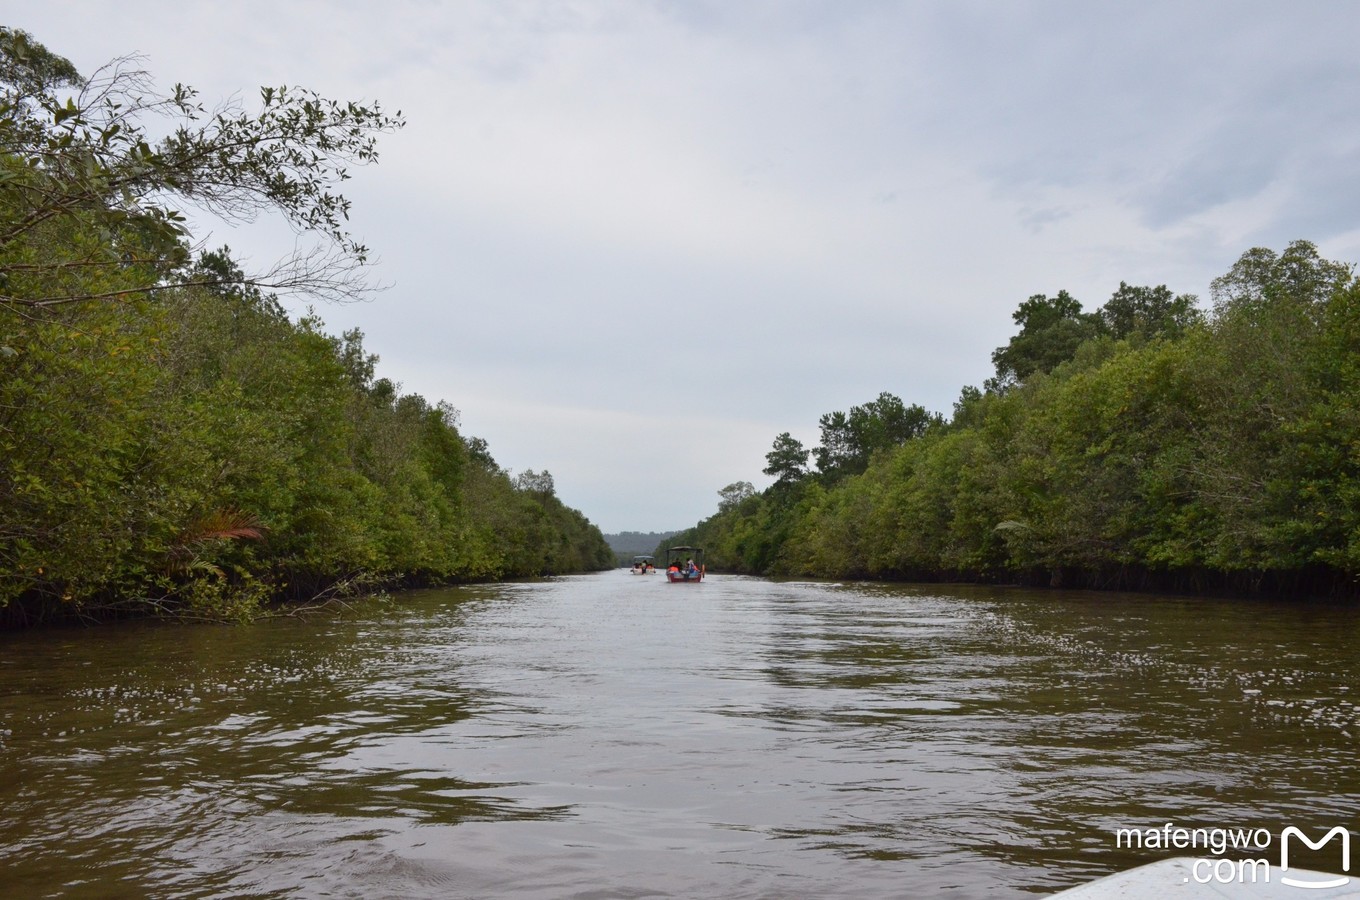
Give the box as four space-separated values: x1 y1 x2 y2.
1 577 1358 897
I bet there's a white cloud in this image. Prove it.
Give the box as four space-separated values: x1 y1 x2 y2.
14 1 1360 532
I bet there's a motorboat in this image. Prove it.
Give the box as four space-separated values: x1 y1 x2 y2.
664 546 705 583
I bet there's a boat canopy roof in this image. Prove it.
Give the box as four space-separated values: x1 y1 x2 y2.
631 555 655 561
666 546 704 555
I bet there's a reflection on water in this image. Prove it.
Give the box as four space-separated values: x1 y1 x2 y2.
1 577 1358 897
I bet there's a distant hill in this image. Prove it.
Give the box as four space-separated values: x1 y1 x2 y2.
603 530 680 564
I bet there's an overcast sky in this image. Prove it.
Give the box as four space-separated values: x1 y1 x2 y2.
16 1 1360 533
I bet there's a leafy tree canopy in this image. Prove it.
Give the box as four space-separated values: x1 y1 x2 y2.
0 27 404 310
676 240 1360 600
0 36 618 625
1099 282 1202 340
815 391 938 480
1210 239 1353 316
514 469 556 497
718 481 755 512
764 432 809 486
989 290 1099 389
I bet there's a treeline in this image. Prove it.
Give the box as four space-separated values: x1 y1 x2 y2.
674 240 1360 599
603 530 680 565
0 30 613 625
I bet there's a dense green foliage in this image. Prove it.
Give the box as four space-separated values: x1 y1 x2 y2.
602 530 681 565
0 31 612 624
675 240 1360 599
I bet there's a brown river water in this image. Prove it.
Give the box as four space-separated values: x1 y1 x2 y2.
1 573 1358 898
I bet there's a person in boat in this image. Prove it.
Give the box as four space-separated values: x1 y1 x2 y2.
685 558 698 579
668 561 680 576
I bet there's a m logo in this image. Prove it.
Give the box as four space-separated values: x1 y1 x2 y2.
1280 826 1351 889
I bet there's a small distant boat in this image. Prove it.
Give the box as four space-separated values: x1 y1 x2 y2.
629 556 656 575
664 546 705 583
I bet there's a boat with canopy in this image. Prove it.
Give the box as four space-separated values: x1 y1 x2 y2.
664 546 705 582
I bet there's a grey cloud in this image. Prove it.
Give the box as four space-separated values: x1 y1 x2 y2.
1262 148 1360 247
17 0 1360 530
1137 143 1281 228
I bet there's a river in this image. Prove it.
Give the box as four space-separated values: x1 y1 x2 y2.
1 573 1357 898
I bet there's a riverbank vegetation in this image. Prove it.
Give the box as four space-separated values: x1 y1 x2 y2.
672 240 1360 599
602 530 681 566
0 30 613 626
